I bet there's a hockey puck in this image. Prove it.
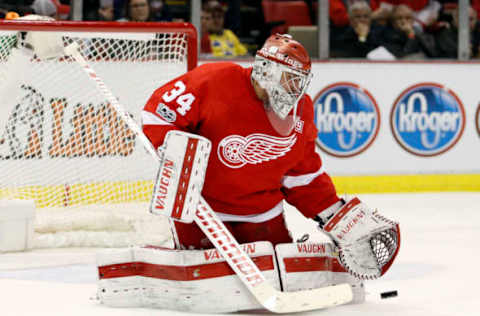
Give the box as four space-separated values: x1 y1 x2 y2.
380 290 398 299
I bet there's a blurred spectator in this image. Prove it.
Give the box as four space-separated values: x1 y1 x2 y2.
97 0 114 21
201 1 248 57
329 0 365 28
371 1 395 26
370 0 392 26
328 1 380 49
434 5 480 58
150 0 174 21
371 0 441 30
82 0 114 21
304 0 376 28
381 4 437 58
118 0 153 21
430 1 455 30
31 0 58 19
331 1 384 58
0 1 34 17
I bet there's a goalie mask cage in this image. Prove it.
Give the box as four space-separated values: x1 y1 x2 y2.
0 20 197 249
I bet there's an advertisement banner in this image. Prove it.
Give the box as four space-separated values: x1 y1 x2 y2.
233 61 480 176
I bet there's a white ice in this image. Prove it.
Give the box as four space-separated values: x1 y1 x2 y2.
1 193 479 316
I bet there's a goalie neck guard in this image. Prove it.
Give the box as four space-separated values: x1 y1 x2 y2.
252 34 312 136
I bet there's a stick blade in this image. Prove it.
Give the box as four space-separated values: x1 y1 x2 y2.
252 283 353 313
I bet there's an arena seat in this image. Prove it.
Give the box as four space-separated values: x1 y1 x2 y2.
261 0 313 35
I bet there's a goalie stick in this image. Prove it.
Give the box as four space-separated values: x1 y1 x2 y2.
64 42 353 313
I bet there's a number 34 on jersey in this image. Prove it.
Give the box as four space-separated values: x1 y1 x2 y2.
161 80 195 116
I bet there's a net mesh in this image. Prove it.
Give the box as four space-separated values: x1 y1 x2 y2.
370 228 398 267
0 25 194 248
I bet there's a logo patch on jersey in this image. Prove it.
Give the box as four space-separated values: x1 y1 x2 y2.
313 82 380 157
390 83 465 157
217 133 297 168
295 120 304 133
155 103 176 123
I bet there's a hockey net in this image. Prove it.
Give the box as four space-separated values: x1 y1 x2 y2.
0 20 197 249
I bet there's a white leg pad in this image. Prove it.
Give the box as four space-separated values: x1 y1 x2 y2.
96 241 280 313
275 242 365 304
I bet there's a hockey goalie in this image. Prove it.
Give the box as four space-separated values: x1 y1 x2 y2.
96 34 400 313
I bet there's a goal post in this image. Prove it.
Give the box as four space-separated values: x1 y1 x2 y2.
0 20 197 249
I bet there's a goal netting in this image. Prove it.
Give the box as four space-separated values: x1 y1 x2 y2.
0 20 197 249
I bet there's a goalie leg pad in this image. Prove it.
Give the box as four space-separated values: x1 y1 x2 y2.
96 241 280 313
275 242 365 304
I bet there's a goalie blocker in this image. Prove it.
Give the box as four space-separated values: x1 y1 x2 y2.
149 131 211 223
96 241 364 313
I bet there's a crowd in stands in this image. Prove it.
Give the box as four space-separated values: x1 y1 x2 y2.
330 0 480 59
201 0 247 57
0 0 479 60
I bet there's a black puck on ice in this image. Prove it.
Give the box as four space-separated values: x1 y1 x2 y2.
380 290 398 299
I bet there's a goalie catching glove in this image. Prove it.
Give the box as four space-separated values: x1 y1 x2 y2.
315 197 400 280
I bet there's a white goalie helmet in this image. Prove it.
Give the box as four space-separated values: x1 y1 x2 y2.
252 34 312 136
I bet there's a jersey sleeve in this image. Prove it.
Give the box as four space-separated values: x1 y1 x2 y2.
281 97 340 219
141 68 205 149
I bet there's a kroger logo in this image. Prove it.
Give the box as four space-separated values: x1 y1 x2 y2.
313 82 380 157
390 83 465 157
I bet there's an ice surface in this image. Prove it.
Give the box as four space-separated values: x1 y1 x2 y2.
1 193 479 316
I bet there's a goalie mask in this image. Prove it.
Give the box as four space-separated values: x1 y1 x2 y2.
252 34 312 136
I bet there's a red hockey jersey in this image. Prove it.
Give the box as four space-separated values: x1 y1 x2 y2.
142 62 339 221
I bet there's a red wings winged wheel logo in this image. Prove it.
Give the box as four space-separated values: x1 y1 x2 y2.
217 133 297 168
